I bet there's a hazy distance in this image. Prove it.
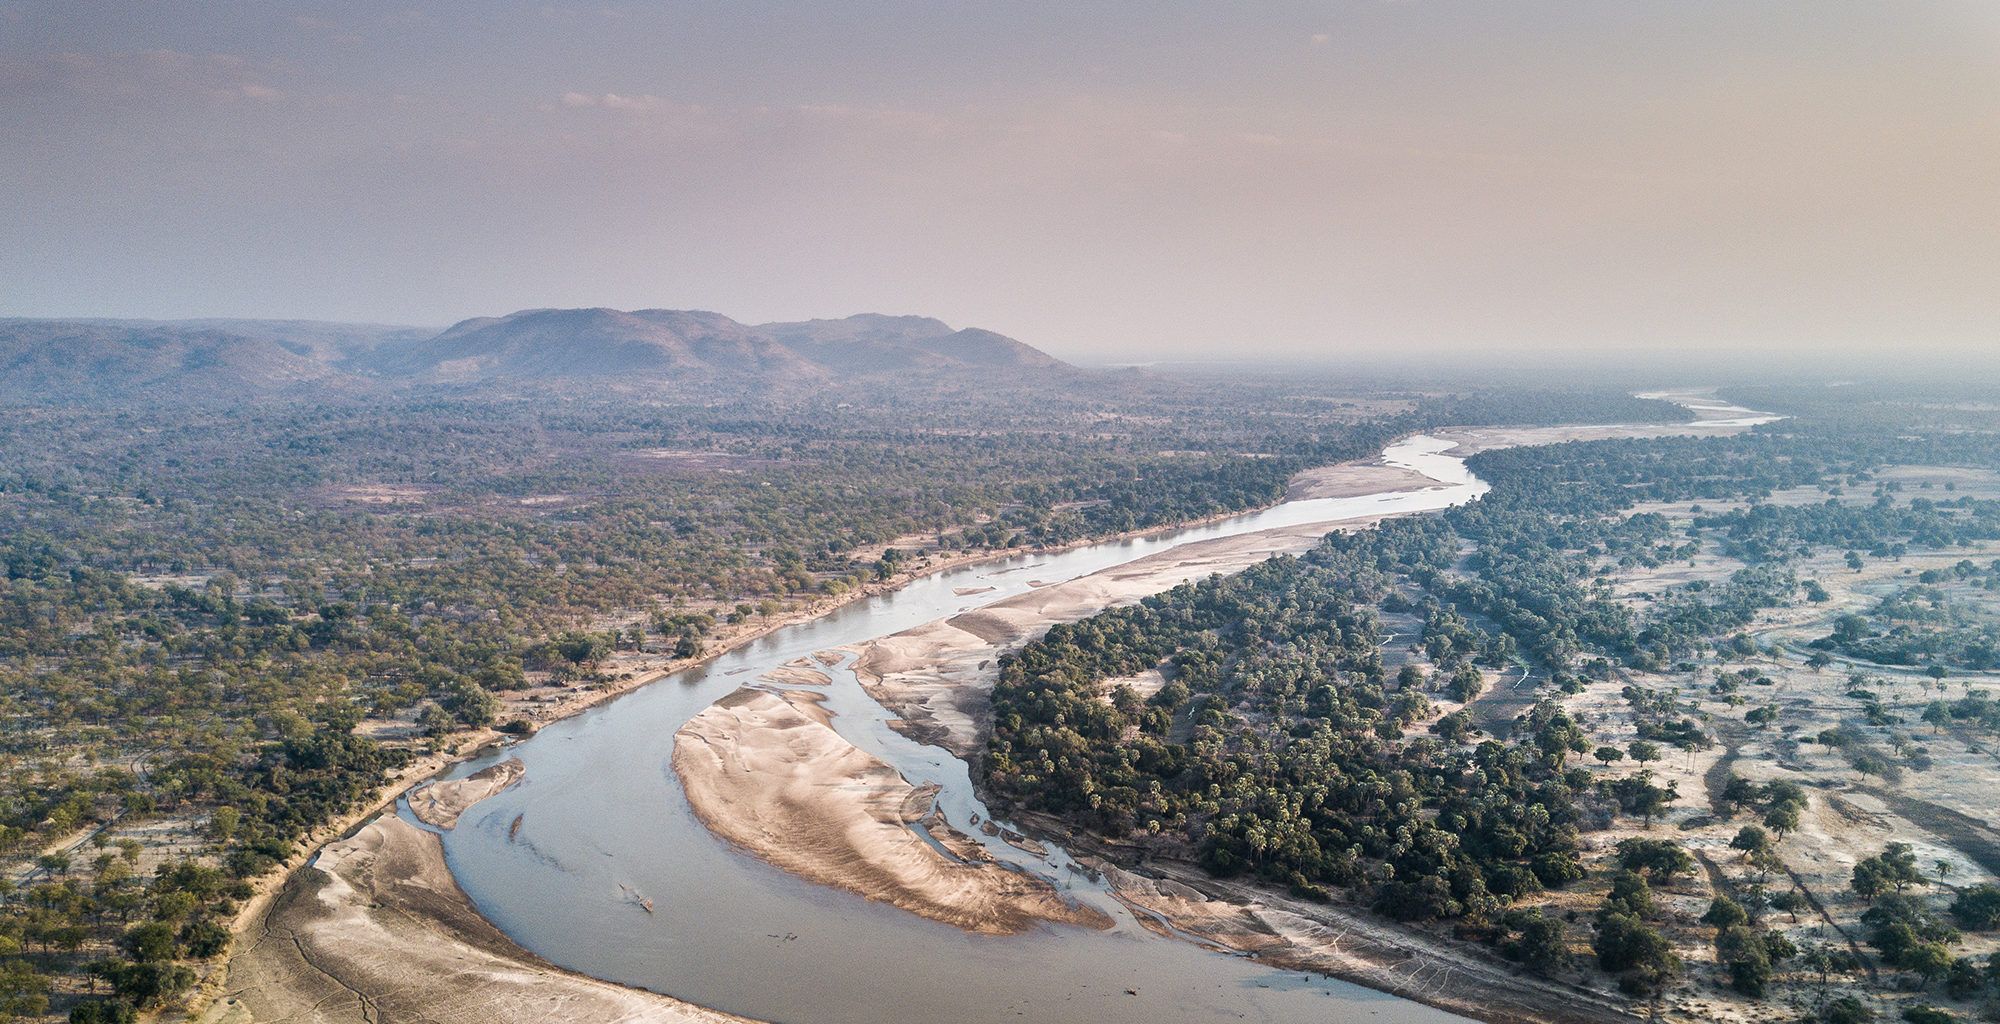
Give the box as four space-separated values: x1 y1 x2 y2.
3 2 1997 371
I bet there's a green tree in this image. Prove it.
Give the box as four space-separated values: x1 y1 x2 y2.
1950 884 2000 930
1702 896 1748 929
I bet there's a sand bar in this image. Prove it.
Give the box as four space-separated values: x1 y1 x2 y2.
214 775 755 1024
672 687 1110 935
406 757 525 830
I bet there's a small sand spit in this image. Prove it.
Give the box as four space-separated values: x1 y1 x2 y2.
406 758 526 830
756 665 833 687
672 687 1109 936
213 815 759 1024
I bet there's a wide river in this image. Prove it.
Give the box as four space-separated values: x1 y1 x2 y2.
421 412 1757 1024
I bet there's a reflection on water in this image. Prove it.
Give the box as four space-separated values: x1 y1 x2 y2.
432 436 1493 1024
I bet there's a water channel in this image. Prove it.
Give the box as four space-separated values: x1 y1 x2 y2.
416 410 1760 1024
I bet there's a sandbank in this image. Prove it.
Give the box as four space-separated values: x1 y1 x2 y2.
406 757 524 829
1097 861 1633 1024
671 687 1110 936
211 812 758 1024
756 665 832 686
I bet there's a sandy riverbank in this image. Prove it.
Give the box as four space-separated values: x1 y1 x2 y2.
672 687 1110 936
1095 860 1634 1024
848 512 1397 758
205 776 757 1024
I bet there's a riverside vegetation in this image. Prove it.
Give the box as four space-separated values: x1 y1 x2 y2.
985 384 2000 1024
0 362 1677 1022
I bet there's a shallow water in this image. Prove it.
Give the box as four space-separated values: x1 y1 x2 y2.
431 436 1494 1024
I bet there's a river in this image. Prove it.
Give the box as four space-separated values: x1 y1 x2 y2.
418 435 1480 1024
419 409 1766 1024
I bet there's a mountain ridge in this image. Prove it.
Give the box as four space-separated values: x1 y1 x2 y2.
0 308 1069 405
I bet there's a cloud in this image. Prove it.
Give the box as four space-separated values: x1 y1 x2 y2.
1310 33 1330 46
600 93 661 111
554 91 671 112
0 50 289 106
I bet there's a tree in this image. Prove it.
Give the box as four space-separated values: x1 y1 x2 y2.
1731 825 1772 858
1880 843 1924 890
121 921 177 963
417 702 454 739
1501 910 1572 976
1603 870 1656 919
1595 911 1673 972
208 804 239 842
1853 856 1908 902
1607 772 1679 828
1763 801 1801 840
1854 754 1888 781
1617 838 1695 880
1769 889 1806 923
1702 896 1748 929
440 680 500 728
1717 925 1773 997
1718 773 1760 814
1593 745 1625 767
1627 740 1661 767
1900 943 1955 990
1923 700 1952 735
1949 884 2000 930
1448 666 1485 703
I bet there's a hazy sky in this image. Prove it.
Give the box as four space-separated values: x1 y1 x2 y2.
4 2 1997 366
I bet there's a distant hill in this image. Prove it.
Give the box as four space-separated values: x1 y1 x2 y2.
0 318 423 406
386 308 1066 383
0 309 1068 405
376 308 826 383
759 314 1062 374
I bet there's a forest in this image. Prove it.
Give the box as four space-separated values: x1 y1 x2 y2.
984 389 2000 1012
